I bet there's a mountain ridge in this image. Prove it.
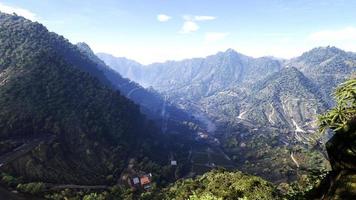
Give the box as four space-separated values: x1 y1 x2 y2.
0 12 192 187
98 46 355 133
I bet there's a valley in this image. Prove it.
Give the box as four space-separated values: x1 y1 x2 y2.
98 47 354 185
0 5 354 199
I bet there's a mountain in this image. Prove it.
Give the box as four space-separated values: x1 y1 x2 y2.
0 13 192 187
99 47 355 134
239 67 327 134
96 52 145 86
98 49 282 101
77 42 165 118
2 10 355 200
99 46 354 184
77 42 194 132
286 46 356 106
0 13 284 199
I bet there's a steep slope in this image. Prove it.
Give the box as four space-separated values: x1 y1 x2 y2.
241 67 327 133
287 46 356 106
0 13 188 185
77 43 192 128
202 47 355 133
77 42 158 113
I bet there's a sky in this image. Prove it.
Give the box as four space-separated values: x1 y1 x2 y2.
0 0 356 64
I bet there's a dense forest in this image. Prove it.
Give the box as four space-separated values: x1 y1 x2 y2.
0 12 192 188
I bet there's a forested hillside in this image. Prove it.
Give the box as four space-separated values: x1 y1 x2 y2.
0 12 191 187
77 42 195 132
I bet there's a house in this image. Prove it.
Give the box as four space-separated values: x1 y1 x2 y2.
140 175 152 189
132 177 140 185
126 172 153 190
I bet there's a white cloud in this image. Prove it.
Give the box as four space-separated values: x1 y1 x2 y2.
157 14 171 22
205 32 230 42
308 27 356 41
179 15 216 34
180 21 199 34
0 2 37 21
194 15 216 21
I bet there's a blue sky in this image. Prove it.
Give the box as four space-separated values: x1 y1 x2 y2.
1 0 355 64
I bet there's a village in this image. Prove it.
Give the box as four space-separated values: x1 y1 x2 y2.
116 129 236 193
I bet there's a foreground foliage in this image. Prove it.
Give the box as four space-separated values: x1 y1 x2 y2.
318 78 356 133
160 169 281 200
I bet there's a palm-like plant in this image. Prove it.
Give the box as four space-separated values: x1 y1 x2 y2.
318 78 356 133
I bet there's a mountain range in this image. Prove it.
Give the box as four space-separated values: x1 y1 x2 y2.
98 46 355 139
98 45 355 184
0 11 355 200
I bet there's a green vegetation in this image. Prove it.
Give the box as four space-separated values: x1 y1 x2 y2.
161 169 281 200
0 12 193 188
1 173 20 187
40 169 281 199
16 182 45 194
77 42 193 125
0 11 354 200
283 78 356 200
314 78 356 199
0 12 149 184
318 78 356 133
218 127 329 184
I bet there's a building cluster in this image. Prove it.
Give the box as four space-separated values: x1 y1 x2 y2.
129 173 153 190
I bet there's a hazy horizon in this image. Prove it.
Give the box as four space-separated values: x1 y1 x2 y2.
97 45 354 66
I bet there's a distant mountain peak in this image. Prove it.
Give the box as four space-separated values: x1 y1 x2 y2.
225 48 236 53
76 42 91 49
223 48 240 57
76 42 94 54
295 46 351 66
317 46 345 53
96 52 143 66
301 46 346 58
210 48 242 60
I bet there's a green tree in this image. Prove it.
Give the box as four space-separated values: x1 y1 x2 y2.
318 78 356 133
83 193 106 200
189 192 222 200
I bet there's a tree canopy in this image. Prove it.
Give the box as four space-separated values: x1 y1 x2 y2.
318 78 356 133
